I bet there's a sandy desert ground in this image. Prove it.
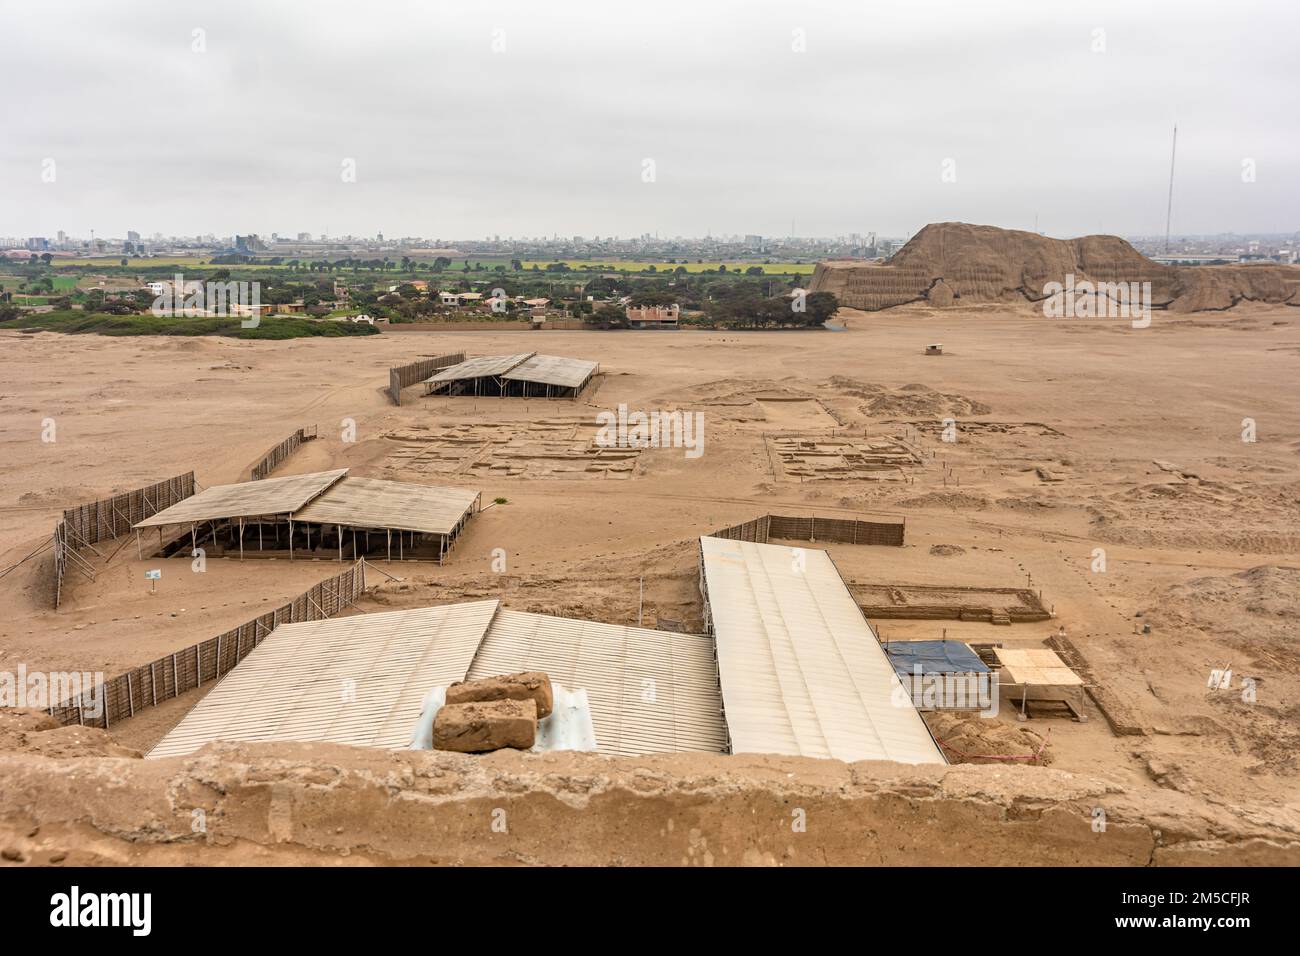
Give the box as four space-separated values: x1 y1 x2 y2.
2 301 1298 862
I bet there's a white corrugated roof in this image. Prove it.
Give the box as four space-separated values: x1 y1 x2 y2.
699 536 945 765
146 600 500 758
133 469 347 528
147 601 726 759
468 609 726 756
502 354 598 389
292 477 479 535
421 353 597 390
422 353 534 383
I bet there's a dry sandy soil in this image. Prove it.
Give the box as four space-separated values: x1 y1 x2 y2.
2 299 1298 864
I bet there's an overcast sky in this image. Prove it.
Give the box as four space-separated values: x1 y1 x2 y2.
2 0 1296 241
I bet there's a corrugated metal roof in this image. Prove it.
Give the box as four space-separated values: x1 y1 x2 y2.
147 600 500 758
699 535 946 765
467 609 727 756
422 353 535 383
133 469 348 528
502 354 598 389
291 477 479 535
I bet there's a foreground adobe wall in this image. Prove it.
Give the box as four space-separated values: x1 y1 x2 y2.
2 743 1297 866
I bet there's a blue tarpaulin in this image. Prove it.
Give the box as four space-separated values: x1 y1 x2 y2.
884 640 989 677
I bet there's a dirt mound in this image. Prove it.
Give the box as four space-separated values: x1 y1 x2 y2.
810 222 1300 313
1152 566 1298 641
897 491 990 510
1090 472 1300 553
654 377 807 408
0 709 140 759
929 544 966 556
925 713 1054 766
829 376 990 417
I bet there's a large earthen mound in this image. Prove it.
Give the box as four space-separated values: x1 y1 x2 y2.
811 222 1300 313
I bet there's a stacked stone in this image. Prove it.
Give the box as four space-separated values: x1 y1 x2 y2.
432 672 553 753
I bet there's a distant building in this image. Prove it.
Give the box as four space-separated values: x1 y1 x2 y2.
1148 254 1235 266
234 234 266 254
439 291 484 307
626 303 680 329
145 279 204 298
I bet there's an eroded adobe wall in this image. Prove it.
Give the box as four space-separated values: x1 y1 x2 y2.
1 743 1297 866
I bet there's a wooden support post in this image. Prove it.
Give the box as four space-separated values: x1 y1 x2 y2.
289 519 294 560
338 525 343 562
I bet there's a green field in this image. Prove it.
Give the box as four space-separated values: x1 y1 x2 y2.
25 257 816 276
0 310 379 339
46 256 216 268
520 260 816 274
0 276 79 291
